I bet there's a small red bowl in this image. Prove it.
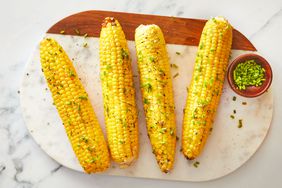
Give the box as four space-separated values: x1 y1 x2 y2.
227 53 272 98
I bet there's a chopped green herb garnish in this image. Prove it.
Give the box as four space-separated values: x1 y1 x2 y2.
119 141 124 144
121 48 129 60
230 115 235 119
69 70 75 77
66 101 72 105
193 161 200 168
142 83 153 92
176 51 181 55
242 102 247 105
79 96 88 100
90 157 97 163
143 98 149 104
161 140 167 144
238 119 243 128
232 96 236 101
199 43 204 49
170 64 178 68
80 136 88 143
83 42 88 47
159 128 167 134
173 73 179 78
233 60 266 90
74 29 80 35
149 56 155 62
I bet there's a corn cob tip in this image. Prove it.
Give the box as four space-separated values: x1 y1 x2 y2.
102 17 117 27
209 17 232 29
135 24 161 33
212 16 227 21
184 153 195 160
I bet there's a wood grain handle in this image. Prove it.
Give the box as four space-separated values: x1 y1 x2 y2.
48 10 256 51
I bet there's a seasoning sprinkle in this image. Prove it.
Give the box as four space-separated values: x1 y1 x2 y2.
83 42 88 48
173 73 179 78
74 29 80 35
233 60 266 90
238 119 243 128
232 96 236 101
143 98 149 104
170 64 178 68
193 161 200 168
242 102 247 105
176 51 181 55
79 96 88 100
230 115 235 119
233 109 236 114
60 30 65 34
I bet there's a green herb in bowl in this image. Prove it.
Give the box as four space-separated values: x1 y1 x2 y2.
233 60 266 90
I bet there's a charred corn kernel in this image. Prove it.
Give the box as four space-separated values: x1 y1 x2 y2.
40 38 110 173
99 17 139 167
135 24 176 173
182 17 233 160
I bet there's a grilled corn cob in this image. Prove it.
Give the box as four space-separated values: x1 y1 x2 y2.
135 24 176 173
99 17 139 167
40 38 110 173
182 17 233 160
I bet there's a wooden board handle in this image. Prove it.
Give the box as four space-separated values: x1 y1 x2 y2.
48 10 256 51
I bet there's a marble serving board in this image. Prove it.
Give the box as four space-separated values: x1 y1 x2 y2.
20 33 273 182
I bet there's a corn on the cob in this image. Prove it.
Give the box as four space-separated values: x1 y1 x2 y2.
135 24 176 173
40 38 110 173
182 17 233 160
99 17 139 167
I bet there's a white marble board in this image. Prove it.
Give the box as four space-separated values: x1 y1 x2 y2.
20 33 273 182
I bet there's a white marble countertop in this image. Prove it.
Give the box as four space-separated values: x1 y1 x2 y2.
0 0 281 187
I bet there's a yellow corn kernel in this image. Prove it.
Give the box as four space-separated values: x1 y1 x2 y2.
135 24 176 173
40 38 110 173
99 17 139 167
182 17 233 160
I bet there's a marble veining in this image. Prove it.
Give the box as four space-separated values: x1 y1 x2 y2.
1 0 282 187
20 34 273 182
